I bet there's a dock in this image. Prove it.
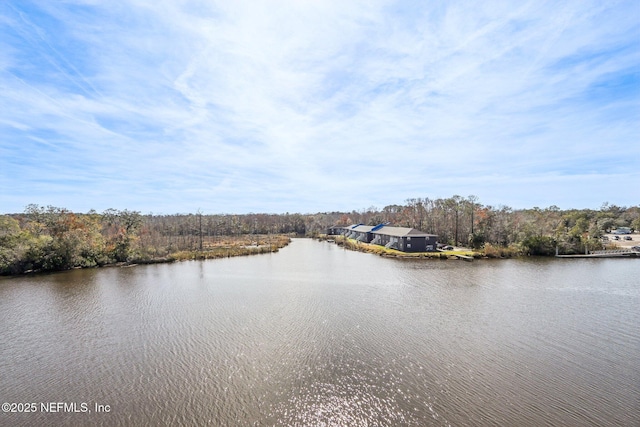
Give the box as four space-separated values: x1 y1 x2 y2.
556 249 640 258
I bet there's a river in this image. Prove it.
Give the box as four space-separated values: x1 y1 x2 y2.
1 238 639 426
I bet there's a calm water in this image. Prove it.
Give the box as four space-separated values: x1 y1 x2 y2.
1 238 639 426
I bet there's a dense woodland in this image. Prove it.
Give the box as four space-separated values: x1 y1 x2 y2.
1 197 639 275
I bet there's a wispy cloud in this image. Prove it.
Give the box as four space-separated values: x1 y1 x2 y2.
1 0 638 214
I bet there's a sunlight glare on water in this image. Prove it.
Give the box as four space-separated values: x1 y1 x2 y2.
1 239 639 426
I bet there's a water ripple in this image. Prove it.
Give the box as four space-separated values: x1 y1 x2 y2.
0 241 638 426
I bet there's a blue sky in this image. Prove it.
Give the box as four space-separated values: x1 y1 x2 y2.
1 0 638 214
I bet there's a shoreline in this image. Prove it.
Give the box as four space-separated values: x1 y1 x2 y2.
2 238 292 278
318 235 482 259
318 235 640 260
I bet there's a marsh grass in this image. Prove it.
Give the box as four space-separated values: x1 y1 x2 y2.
136 235 291 262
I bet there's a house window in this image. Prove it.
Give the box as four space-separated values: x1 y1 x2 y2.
407 236 411 240
407 244 411 248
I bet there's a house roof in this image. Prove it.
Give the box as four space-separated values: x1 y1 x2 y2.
373 226 437 238
332 224 437 238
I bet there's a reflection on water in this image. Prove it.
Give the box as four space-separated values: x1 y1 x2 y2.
1 239 639 426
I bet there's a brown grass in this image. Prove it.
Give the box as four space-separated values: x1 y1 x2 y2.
138 235 291 262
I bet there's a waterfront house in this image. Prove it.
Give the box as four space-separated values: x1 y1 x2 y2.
327 226 343 235
343 224 375 242
370 225 437 252
332 223 438 252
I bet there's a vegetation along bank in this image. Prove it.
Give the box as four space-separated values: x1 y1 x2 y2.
1 197 638 275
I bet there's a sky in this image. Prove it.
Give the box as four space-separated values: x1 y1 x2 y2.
1 0 639 214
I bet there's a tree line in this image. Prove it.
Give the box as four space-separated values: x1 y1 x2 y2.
0 205 143 274
325 197 639 256
0 206 306 275
2 198 639 274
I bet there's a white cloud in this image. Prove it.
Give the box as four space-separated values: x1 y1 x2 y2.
0 0 638 213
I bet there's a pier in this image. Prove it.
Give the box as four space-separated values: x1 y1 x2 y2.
556 249 640 258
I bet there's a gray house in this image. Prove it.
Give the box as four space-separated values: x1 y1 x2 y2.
327 226 343 235
370 226 437 252
332 223 438 252
341 224 374 242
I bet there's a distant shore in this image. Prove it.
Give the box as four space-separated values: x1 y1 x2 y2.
317 234 640 260
3 236 292 277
